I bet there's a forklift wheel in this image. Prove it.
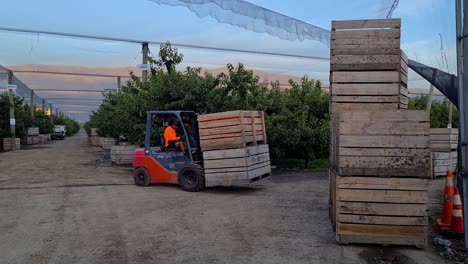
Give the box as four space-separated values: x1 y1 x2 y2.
134 167 151 186
178 163 204 192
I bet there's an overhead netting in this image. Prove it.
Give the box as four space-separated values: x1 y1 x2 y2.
146 0 331 46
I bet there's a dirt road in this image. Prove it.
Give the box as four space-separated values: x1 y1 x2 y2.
0 129 448 264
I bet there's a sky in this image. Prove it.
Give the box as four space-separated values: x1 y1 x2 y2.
0 0 456 121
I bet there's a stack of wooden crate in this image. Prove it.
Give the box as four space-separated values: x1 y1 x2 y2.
329 19 430 248
27 127 39 145
198 111 271 187
111 144 138 165
430 128 458 177
89 128 100 146
330 19 408 114
1 138 20 151
100 137 116 150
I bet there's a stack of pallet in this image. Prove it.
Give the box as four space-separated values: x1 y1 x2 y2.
89 128 100 146
100 137 116 150
198 111 271 187
329 19 430 248
1 138 20 151
431 128 458 178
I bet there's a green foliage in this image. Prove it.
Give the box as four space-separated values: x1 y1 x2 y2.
408 95 458 128
85 42 330 168
0 93 80 138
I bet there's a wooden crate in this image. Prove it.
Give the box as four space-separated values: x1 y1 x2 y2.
111 144 138 165
330 19 408 114
198 111 267 151
335 175 428 248
1 138 11 151
100 137 116 150
432 151 458 178
430 128 458 151
203 144 271 187
338 110 431 177
27 127 39 136
27 135 39 145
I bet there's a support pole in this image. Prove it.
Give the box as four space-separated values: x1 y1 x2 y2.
7 71 16 150
142 42 149 82
30 89 34 119
42 98 45 112
50 104 53 116
426 85 435 112
456 0 468 248
117 76 121 88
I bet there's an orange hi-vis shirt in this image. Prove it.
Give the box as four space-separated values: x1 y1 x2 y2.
164 126 180 147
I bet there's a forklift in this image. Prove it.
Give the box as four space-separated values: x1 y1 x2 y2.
132 111 205 192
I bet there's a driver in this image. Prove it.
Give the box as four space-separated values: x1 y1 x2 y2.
164 120 186 154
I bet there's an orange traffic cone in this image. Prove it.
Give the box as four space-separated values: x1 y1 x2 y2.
450 187 464 234
437 170 454 228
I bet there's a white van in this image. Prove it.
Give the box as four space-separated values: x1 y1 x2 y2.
52 125 66 140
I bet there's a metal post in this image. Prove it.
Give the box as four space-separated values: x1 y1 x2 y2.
50 104 53 116
456 0 468 248
30 89 34 119
7 71 16 150
42 98 45 112
142 42 149 82
117 76 121 89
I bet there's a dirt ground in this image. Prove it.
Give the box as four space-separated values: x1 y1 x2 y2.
0 129 452 264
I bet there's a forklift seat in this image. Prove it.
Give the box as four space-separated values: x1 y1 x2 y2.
160 134 176 152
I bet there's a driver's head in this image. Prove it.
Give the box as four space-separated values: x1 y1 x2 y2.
171 120 180 129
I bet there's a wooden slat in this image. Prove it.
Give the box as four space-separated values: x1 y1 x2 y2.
339 110 428 122
203 153 270 169
337 223 426 238
199 124 263 136
331 55 400 66
430 134 459 141
332 95 399 103
339 135 429 148
332 19 401 30
203 144 269 160
331 83 399 95
198 110 261 121
332 71 399 83
337 189 428 203
430 142 458 151
339 167 429 177
337 214 427 226
339 147 429 157
339 156 429 170
431 128 459 135
339 121 429 135
205 161 270 174
331 29 400 40
337 177 428 191
433 152 458 159
198 117 262 129
331 47 400 55
331 102 399 112
400 50 408 64
332 38 400 46
337 202 427 216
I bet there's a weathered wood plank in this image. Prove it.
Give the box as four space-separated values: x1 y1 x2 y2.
431 128 459 135
430 134 459 141
337 223 427 238
203 153 270 169
332 19 401 30
339 167 430 177
331 83 399 95
198 117 262 129
199 124 263 136
339 147 429 157
332 71 399 83
432 151 458 159
203 144 269 160
430 142 458 151
339 121 429 135
331 102 399 112
332 38 400 46
337 214 427 226
339 156 429 170
339 110 428 122
332 95 400 103
337 177 428 190
204 161 270 174
337 189 428 203
339 135 429 148
200 135 265 151
337 202 427 216
331 29 400 40
331 55 400 66
198 110 261 121
331 47 400 55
